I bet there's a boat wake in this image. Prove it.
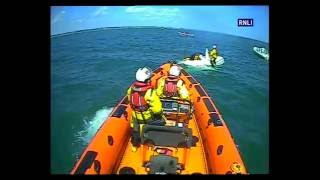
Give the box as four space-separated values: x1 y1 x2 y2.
73 107 114 159
77 107 114 145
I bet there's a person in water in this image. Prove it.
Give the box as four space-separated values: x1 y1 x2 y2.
127 67 165 151
184 52 202 61
156 65 190 101
209 45 219 65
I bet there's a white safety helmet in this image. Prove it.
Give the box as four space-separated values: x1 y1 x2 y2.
136 67 152 82
169 65 182 77
213 45 217 49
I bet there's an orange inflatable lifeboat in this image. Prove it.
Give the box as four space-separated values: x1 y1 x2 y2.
70 62 247 175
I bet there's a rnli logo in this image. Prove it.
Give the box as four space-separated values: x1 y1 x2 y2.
238 18 254 27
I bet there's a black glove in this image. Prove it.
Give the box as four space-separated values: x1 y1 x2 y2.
131 130 141 146
150 113 166 126
153 113 163 120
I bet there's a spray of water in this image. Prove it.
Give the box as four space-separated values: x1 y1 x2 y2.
178 60 222 71
73 106 114 159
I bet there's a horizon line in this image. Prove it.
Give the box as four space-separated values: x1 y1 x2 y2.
51 25 269 44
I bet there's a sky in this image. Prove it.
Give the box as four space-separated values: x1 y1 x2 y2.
51 6 269 42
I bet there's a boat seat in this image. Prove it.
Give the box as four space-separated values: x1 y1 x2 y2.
146 155 179 174
141 124 195 148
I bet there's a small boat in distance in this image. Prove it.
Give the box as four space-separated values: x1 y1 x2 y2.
178 31 194 37
253 47 269 61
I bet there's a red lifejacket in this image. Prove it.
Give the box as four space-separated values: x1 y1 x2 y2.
130 81 152 112
164 76 180 97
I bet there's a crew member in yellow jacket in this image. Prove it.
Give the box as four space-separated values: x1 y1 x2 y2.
156 65 190 101
127 67 164 151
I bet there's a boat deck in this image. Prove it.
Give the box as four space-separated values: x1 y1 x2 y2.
116 115 208 174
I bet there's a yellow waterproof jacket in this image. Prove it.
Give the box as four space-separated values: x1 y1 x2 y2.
127 87 162 127
156 77 190 101
209 48 218 59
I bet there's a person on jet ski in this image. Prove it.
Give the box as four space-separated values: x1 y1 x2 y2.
127 67 165 151
209 45 219 65
156 65 190 101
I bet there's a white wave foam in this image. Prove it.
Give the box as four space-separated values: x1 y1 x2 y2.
75 107 114 146
178 60 221 71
